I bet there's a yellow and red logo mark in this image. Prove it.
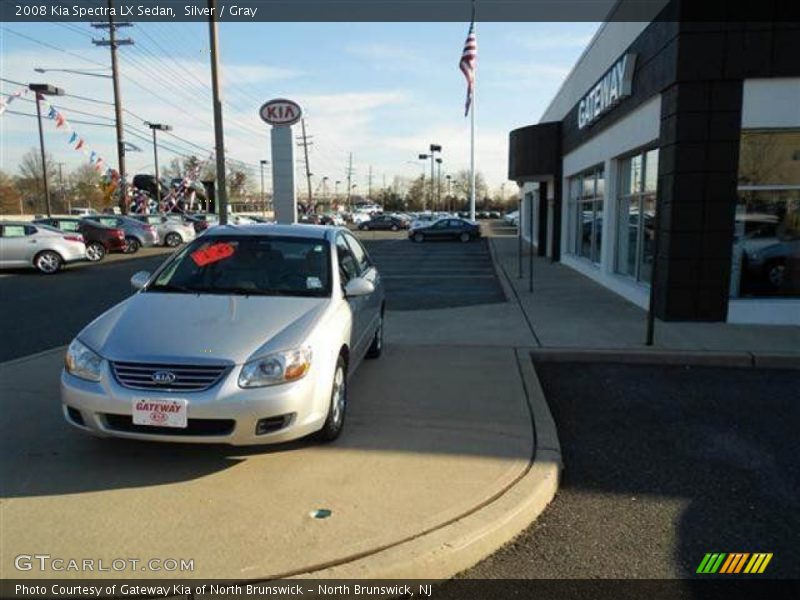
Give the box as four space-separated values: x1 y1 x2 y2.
696 553 773 574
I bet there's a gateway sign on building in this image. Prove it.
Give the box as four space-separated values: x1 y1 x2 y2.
577 53 636 129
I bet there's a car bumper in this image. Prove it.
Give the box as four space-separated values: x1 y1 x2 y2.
61 362 330 446
106 238 127 252
62 244 88 263
137 232 158 247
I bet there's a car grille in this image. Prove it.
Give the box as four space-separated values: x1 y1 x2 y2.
111 362 229 392
103 414 235 436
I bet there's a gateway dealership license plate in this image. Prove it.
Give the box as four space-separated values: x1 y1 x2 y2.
132 398 188 428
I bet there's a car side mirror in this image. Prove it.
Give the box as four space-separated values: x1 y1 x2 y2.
130 271 151 290
343 277 374 298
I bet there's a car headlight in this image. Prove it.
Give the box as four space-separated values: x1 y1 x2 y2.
238 347 312 388
65 339 104 382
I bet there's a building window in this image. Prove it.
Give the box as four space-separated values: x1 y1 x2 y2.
732 129 800 298
615 149 658 283
568 166 604 264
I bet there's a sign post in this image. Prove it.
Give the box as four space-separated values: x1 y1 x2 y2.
259 98 303 224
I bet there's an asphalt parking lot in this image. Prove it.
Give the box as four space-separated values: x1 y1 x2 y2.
453 361 800 580
358 230 505 311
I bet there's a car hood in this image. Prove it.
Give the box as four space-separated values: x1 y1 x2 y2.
79 292 329 365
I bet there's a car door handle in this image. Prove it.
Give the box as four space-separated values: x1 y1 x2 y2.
29 240 37 244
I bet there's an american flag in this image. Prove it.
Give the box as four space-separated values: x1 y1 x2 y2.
459 18 477 117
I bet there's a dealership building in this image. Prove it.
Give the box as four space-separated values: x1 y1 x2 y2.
508 4 800 325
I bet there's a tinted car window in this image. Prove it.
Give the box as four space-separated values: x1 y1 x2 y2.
59 221 81 232
149 235 330 297
96 217 119 227
344 233 370 273
336 235 359 283
2 225 26 238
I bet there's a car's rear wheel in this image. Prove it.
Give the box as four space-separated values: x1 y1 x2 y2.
165 232 182 247
766 259 786 289
413 232 425 243
459 232 471 243
391 224 399 231
317 356 347 442
366 311 384 359
85 242 106 262
34 250 62 274
124 237 140 254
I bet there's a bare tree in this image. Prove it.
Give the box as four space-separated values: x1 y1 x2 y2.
0 170 23 214
16 148 57 212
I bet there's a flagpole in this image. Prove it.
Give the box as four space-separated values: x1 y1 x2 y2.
470 62 476 222
470 7 477 222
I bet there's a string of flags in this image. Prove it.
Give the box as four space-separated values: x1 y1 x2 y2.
42 98 113 177
0 85 29 116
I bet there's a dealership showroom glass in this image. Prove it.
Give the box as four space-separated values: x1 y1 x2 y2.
509 14 800 325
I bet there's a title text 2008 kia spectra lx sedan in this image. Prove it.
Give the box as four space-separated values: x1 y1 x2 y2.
60 224 385 445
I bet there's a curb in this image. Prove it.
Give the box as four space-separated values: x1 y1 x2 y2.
485 233 513 303
529 347 800 370
291 347 562 580
0 345 66 368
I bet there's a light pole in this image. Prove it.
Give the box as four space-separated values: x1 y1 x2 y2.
335 180 341 205
29 83 64 217
429 144 441 210
417 154 429 210
147 123 171 209
435 157 443 210
446 174 452 212
260 159 269 216
34 67 111 79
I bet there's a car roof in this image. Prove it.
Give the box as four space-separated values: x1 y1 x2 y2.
203 223 341 240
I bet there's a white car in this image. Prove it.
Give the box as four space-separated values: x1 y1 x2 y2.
504 210 519 224
61 224 386 445
0 221 87 274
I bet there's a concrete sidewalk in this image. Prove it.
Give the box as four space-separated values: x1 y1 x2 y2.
489 232 800 359
0 338 558 580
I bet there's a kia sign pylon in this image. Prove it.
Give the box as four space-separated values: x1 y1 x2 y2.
260 99 303 224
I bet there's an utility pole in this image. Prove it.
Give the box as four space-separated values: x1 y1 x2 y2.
92 1 132 214
368 165 373 200
207 0 228 224
298 118 314 210
345 153 353 210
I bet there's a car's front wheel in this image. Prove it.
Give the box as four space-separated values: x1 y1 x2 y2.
317 356 347 442
413 232 425 243
34 250 63 274
459 232 471 243
165 232 182 247
766 259 786 289
391 224 399 231
85 242 106 262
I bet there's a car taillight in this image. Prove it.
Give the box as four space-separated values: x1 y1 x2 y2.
64 235 84 243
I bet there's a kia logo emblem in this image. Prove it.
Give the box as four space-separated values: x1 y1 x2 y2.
152 371 176 384
259 98 303 127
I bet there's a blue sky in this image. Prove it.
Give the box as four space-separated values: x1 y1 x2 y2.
0 21 599 193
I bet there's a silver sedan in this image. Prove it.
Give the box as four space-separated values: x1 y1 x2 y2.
0 221 87 274
133 214 196 247
61 224 385 445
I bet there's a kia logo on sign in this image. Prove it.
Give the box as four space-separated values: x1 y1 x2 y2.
152 371 176 384
259 98 303 127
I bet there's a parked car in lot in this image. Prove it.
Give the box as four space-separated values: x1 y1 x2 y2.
69 207 98 217
503 210 519 224
33 217 126 262
61 224 385 445
358 214 409 231
131 214 196 247
83 215 158 254
409 218 481 243
0 221 87 273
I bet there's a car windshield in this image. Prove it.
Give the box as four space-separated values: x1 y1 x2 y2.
147 235 331 297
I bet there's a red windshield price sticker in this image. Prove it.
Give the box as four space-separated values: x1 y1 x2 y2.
191 242 235 267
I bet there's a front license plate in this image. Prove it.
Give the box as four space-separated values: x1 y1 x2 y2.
132 398 188 428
